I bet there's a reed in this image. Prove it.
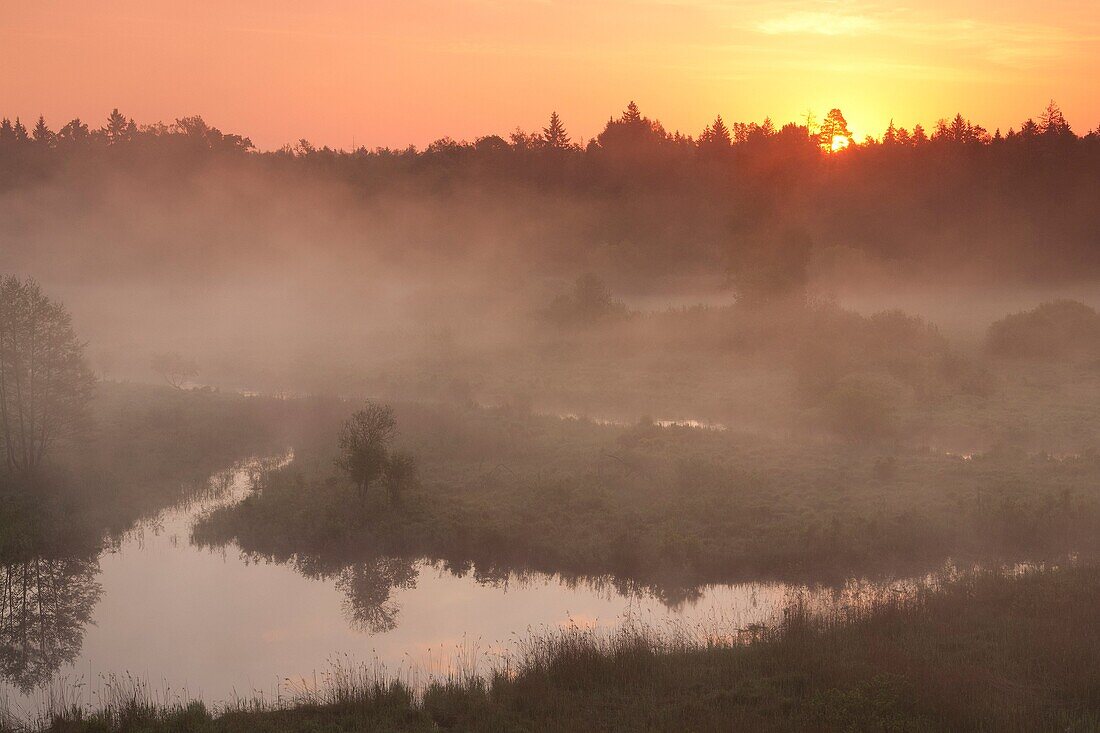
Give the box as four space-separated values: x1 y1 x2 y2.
6 564 1096 732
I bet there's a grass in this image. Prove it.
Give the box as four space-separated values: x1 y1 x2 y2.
18 564 1100 732
0 382 289 561
193 398 1100 596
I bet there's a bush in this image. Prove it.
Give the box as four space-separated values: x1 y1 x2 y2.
987 299 1100 358
815 375 901 444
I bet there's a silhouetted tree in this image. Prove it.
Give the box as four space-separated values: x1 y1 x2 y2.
542 111 572 149
102 108 134 145
31 117 53 146
699 115 732 150
11 119 28 143
172 116 253 152
1018 118 1040 139
1039 100 1072 138
883 119 899 145
474 134 509 153
57 119 90 144
509 127 542 151
818 108 852 150
0 277 96 475
150 352 198 390
336 402 397 499
596 101 668 155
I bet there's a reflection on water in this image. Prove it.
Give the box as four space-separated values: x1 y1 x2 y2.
0 456 929 722
0 558 101 692
336 559 418 634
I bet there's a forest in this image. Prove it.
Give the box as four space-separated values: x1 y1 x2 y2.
1 98 1100 731
2 100 1098 291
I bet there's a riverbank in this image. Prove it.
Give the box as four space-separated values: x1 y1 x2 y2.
194 399 1100 594
0 382 289 560
24 564 1100 732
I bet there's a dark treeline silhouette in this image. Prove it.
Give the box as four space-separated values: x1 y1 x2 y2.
2 101 1098 285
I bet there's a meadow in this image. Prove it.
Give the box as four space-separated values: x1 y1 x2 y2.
0 382 287 561
194 394 1100 598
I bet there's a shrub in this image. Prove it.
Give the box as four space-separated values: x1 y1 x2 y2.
987 299 1100 358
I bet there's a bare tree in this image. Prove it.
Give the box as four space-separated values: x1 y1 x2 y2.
150 351 198 390
0 277 96 475
336 401 398 499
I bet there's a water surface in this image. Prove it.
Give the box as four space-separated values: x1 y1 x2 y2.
0 458 888 719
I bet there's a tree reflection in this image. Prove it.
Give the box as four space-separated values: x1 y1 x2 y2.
0 556 101 692
335 558 417 634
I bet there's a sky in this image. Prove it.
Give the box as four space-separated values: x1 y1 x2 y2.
2 0 1098 150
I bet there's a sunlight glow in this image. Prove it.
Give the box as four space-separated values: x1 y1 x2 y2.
830 135 851 152
757 11 878 37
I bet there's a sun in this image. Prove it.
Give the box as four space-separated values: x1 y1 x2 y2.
830 135 851 152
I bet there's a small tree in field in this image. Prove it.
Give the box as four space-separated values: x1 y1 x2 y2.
336 402 398 499
150 351 198 389
0 277 96 475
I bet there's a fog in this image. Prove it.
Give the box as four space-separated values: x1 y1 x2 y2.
3 107 1100 729
4 120 1099 417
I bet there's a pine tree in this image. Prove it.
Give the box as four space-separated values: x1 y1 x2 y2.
104 108 132 144
0 119 13 143
818 108 853 150
622 101 642 124
883 119 898 145
542 111 571 149
710 115 731 146
947 113 973 143
12 118 28 143
1019 119 1039 138
912 123 928 145
1038 100 1070 136
32 116 54 146
700 115 731 149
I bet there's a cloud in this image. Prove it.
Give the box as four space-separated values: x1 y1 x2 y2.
752 4 1095 69
756 10 879 36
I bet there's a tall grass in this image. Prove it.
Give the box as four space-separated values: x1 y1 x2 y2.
5 564 1097 731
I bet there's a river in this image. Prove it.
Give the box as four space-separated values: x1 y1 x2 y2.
0 455 907 722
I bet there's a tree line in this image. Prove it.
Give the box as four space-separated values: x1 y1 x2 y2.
0 100 1093 159
2 100 1098 285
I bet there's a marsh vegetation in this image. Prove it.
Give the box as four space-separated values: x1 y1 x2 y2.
1 102 1100 729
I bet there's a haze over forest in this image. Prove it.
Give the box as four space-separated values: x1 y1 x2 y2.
3 88 1100 729
2 100 1098 395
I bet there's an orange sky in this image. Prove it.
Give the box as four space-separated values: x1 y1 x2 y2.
3 1 1098 150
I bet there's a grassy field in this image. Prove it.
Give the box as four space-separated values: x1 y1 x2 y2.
0 382 289 561
25 564 1100 732
193 397 1100 597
